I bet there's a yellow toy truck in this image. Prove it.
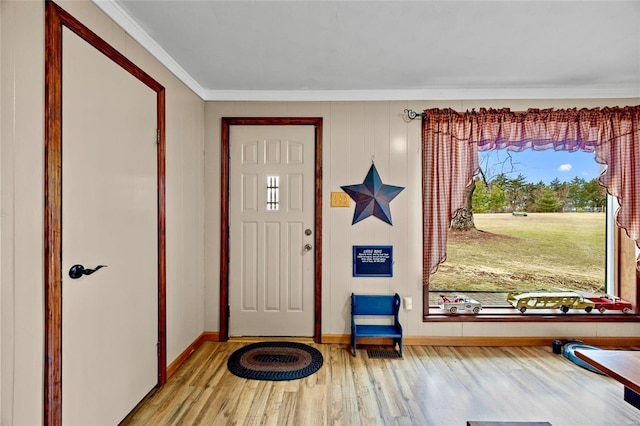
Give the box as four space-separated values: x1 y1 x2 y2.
507 291 595 313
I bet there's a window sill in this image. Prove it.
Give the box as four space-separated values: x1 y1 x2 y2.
425 306 640 322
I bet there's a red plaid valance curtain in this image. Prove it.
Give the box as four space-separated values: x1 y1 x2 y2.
422 106 640 284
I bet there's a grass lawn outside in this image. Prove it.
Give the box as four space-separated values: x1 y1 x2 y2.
429 212 606 298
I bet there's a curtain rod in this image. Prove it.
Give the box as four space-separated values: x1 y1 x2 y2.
404 109 425 120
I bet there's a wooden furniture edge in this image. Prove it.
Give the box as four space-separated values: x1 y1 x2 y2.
575 349 640 394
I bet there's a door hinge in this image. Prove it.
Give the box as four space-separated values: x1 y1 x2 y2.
156 129 160 144
228 305 231 318
157 342 160 357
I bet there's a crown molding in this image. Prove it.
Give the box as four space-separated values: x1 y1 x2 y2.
203 87 640 102
91 0 206 99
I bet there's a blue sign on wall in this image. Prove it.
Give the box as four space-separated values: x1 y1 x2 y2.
353 245 393 277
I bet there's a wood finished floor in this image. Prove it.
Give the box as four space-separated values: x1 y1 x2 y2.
122 342 640 426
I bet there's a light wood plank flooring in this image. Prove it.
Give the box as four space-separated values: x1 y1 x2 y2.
122 342 640 425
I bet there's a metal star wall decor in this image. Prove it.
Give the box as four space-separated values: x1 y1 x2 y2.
341 164 405 225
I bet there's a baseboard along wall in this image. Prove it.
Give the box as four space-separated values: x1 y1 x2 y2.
166 332 640 379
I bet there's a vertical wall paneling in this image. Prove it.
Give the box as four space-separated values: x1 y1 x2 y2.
374 102 392 294
328 102 353 331
2 2 45 424
205 99 640 341
0 1 203 424
389 102 410 319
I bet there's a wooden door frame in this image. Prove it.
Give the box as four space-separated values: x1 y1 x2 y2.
220 118 323 342
44 2 166 425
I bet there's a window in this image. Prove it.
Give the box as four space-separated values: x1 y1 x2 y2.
429 150 609 312
266 175 280 211
421 107 640 320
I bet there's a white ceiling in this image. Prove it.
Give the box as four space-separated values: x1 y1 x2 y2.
96 0 640 101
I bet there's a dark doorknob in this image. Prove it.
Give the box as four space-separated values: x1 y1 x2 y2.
68 264 107 279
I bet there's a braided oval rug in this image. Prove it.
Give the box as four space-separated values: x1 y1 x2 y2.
227 341 323 381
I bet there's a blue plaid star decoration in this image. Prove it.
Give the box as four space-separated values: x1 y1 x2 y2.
341 164 404 225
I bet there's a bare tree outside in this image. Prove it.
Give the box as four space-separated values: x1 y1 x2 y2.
434 149 607 302
450 150 606 230
450 150 520 231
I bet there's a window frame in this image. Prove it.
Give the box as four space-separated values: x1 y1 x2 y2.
423 194 640 322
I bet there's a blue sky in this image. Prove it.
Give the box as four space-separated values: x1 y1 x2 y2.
479 149 605 184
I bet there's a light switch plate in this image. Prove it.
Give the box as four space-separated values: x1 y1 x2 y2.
331 192 350 207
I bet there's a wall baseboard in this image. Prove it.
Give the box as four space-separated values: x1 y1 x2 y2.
167 331 220 378
322 334 640 347
202 331 220 341
167 332 640 378
402 336 640 347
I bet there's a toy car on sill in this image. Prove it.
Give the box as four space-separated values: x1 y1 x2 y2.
438 294 482 314
587 295 633 313
507 291 596 313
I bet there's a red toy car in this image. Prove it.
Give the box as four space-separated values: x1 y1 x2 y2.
587 295 632 313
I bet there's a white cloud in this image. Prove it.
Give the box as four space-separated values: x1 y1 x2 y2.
558 163 572 172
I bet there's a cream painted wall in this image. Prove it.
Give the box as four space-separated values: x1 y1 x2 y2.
0 0 3 417
1 2 44 424
1 0 639 423
204 99 640 340
0 1 205 424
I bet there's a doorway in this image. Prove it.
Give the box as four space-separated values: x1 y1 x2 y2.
44 2 166 424
60 26 158 425
220 117 323 342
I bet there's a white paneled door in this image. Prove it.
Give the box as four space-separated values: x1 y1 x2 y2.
61 28 158 425
229 126 315 336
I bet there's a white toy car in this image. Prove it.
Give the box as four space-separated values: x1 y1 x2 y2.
438 294 482 314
